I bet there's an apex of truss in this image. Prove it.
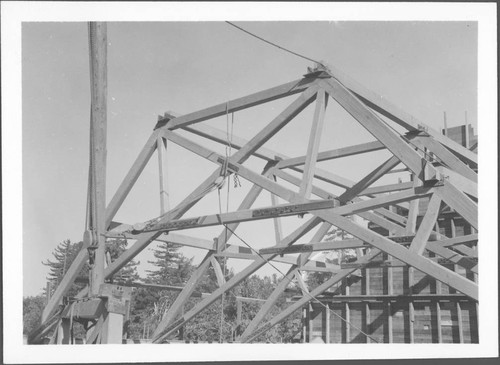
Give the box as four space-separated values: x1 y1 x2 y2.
304 62 332 78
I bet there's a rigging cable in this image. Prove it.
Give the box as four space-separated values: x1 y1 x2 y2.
86 22 96 233
231 111 242 188
130 170 230 233
86 22 100 294
225 21 327 69
217 187 226 343
218 101 233 343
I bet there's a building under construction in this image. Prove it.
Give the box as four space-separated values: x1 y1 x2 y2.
301 125 478 344
28 22 478 345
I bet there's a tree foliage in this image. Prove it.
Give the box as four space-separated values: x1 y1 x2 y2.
305 226 358 291
29 237 308 343
146 242 193 285
125 242 195 339
25 238 140 339
181 262 235 343
23 295 46 335
42 239 87 298
42 238 140 299
132 241 303 343
106 238 140 284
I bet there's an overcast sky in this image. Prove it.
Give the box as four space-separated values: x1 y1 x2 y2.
22 21 478 297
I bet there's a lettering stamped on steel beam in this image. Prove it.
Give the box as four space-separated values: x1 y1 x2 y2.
149 218 201 232
252 200 335 219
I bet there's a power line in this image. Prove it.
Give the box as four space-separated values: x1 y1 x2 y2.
225 21 327 70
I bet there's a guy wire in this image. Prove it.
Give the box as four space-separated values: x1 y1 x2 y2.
225 21 327 70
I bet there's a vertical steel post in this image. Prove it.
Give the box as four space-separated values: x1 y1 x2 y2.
464 111 470 148
443 111 448 136
157 136 170 214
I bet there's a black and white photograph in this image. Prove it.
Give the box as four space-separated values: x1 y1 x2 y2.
2 2 497 363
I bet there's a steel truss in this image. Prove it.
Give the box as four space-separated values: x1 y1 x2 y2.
33 62 478 344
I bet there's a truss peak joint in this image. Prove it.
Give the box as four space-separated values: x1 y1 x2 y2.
304 62 332 79
154 112 177 130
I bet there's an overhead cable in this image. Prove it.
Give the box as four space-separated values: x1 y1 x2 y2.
225 21 327 69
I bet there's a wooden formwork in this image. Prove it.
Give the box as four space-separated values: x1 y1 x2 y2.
307 294 478 344
304 247 478 344
302 126 478 344
31 33 478 343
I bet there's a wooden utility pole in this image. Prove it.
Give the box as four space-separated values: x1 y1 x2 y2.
88 22 108 296
88 22 126 345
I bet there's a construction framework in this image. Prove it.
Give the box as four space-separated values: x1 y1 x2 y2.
29 22 478 344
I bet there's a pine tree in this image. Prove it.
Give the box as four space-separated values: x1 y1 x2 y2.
41 238 140 340
43 239 87 298
124 242 195 340
43 238 139 298
106 238 140 284
146 242 193 285
142 244 303 343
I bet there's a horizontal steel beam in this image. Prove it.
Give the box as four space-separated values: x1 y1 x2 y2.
140 200 336 233
259 235 415 255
